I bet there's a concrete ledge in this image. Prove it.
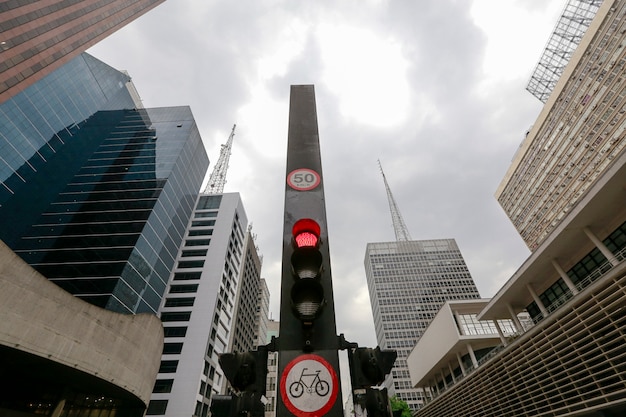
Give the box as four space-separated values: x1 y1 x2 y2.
0 240 163 405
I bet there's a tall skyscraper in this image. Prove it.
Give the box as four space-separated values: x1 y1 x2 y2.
0 53 209 314
365 161 480 410
408 1 626 415
254 277 271 348
364 239 481 410
0 0 165 103
229 231 264 353
149 192 267 417
365 162 480 411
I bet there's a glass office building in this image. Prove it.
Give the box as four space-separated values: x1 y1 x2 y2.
0 53 209 314
364 239 481 411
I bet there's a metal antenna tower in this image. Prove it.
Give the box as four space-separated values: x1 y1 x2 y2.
204 124 236 194
378 160 412 242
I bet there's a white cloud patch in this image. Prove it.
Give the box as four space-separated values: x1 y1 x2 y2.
316 24 410 127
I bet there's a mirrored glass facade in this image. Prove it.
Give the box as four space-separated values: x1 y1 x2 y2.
0 54 209 314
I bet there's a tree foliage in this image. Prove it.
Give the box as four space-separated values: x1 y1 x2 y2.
389 396 412 417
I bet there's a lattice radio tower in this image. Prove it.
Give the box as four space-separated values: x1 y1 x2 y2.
204 124 236 194
378 160 412 242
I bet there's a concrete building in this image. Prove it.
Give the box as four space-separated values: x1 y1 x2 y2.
407 300 531 398
410 1 626 415
230 232 264 354
0 53 209 315
0 0 165 103
255 278 271 348
265 319 280 417
364 239 481 411
0 239 164 417
149 193 266 417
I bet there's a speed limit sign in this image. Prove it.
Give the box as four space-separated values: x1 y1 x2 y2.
287 168 321 191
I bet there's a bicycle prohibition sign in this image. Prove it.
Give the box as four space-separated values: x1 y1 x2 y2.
289 367 330 398
280 354 339 417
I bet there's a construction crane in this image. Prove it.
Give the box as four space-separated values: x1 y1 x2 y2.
378 160 413 242
204 124 236 194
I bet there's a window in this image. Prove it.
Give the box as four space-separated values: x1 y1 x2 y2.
165 297 195 307
195 211 218 218
181 249 208 257
163 342 183 354
197 195 222 209
153 379 174 393
192 220 216 227
185 239 211 247
163 326 187 337
169 284 199 294
178 260 205 268
146 400 168 415
189 229 213 236
161 312 191 322
159 360 178 373
173 272 201 280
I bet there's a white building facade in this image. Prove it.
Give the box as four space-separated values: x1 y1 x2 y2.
364 239 481 411
148 193 251 417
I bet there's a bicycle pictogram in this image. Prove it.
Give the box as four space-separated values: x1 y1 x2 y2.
289 367 330 398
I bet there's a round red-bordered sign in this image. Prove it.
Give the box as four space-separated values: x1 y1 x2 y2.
287 168 321 191
280 354 339 417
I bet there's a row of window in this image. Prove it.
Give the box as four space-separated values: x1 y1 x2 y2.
526 221 626 321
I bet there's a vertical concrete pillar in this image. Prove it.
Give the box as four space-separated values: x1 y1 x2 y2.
467 343 479 369
456 352 467 376
583 227 618 266
51 400 66 417
493 320 508 346
551 259 579 294
453 310 465 334
448 362 456 383
506 303 523 332
527 283 548 317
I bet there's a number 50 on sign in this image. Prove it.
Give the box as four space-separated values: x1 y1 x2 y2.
287 169 321 191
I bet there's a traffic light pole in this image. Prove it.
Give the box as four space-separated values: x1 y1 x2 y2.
276 85 343 417
215 85 396 417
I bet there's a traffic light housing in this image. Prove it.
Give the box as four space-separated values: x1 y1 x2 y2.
218 347 268 416
363 387 392 417
289 218 325 326
349 347 397 388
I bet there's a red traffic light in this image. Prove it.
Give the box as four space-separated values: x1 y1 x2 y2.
292 219 321 248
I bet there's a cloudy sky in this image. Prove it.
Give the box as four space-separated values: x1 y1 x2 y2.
90 0 562 362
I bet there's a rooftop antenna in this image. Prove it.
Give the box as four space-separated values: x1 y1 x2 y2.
204 124 236 194
378 159 412 241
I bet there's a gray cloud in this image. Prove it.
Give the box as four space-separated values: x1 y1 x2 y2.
89 0 556 363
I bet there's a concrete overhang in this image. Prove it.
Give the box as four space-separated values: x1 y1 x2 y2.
408 300 502 387
0 240 164 405
479 151 626 321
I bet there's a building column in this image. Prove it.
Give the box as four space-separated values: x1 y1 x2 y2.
527 284 548 317
506 303 523 332
467 343 479 369
583 227 618 266
453 311 464 334
448 362 456 383
493 320 507 346
432 378 440 395
551 259 579 294
51 400 66 417
456 352 467 376
441 370 448 388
